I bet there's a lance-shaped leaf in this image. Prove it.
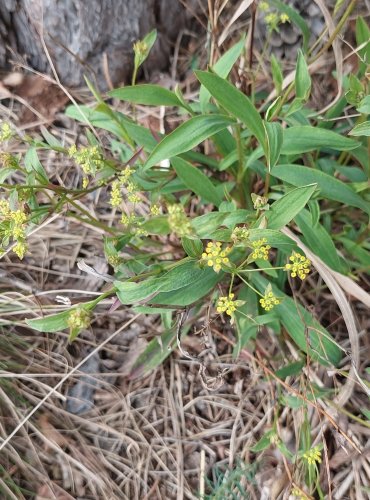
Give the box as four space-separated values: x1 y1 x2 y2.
144 114 235 170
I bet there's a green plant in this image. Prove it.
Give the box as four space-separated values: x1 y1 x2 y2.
1 17 369 497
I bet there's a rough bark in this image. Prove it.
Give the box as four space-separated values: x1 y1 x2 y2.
0 0 196 88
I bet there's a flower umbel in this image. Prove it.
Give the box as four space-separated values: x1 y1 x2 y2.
0 123 13 142
67 307 91 331
302 446 321 466
69 144 104 185
285 252 311 280
167 204 192 237
231 225 250 244
201 241 231 273
251 238 271 260
0 201 28 259
260 288 280 311
216 293 239 317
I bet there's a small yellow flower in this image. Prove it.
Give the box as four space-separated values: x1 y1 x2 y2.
291 487 309 500
134 40 148 58
280 13 290 23
107 254 122 267
251 238 271 260
216 293 238 317
119 166 133 183
67 307 91 331
259 1 269 12
121 212 138 226
0 123 13 142
265 12 279 29
231 226 250 243
285 252 311 280
0 203 29 259
269 433 280 445
302 445 321 466
150 204 161 216
0 199 11 216
167 204 192 237
0 152 18 169
69 144 104 178
13 240 27 260
260 288 280 311
110 180 123 207
126 181 141 203
201 241 231 273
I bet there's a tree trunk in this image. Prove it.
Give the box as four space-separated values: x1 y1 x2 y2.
0 0 196 89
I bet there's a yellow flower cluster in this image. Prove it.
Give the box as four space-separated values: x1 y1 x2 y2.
121 212 138 226
231 225 249 243
69 144 104 187
167 204 192 237
126 181 141 203
201 241 231 273
216 293 237 316
291 487 309 500
263 8 290 31
0 200 28 259
260 290 280 311
0 152 18 169
259 1 269 12
150 204 161 216
67 307 91 331
285 252 311 280
251 238 271 260
0 123 13 142
109 167 136 207
133 40 148 58
302 446 321 466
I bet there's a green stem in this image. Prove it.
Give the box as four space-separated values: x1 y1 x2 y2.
236 272 264 298
309 0 358 64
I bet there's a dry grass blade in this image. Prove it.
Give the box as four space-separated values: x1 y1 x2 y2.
0 314 141 452
283 228 369 406
312 0 343 113
217 0 254 46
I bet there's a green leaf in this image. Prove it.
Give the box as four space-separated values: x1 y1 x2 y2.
267 184 317 229
109 84 184 108
195 70 266 149
40 126 62 148
115 261 202 304
272 164 370 215
295 210 346 273
271 54 283 94
0 168 15 183
171 157 222 206
200 36 246 112
181 236 203 258
295 50 311 101
281 126 359 154
357 95 370 114
25 310 70 332
349 121 370 137
144 114 235 170
115 278 164 304
251 430 275 452
356 17 370 76
251 274 342 366
264 121 283 170
24 148 49 184
151 267 220 306
275 360 305 379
